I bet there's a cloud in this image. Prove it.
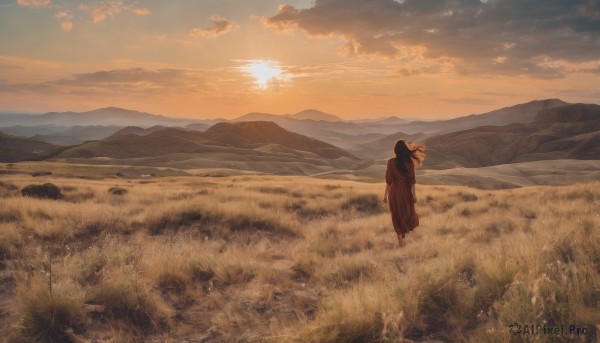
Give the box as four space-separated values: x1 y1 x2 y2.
54 10 73 31
78 2 126 23
60 21 73 31
16 0 51 8
264 0 600 78
130 8 150 16
78 1 150 23
396 64 446 77
190 16 239 38
0 68 205 96
18 0 150 30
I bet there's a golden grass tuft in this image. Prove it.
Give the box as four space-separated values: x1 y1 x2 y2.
15 278 86 343
84 273 173 332
0 222 20 259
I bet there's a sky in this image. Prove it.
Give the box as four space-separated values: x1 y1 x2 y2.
0 0 599 120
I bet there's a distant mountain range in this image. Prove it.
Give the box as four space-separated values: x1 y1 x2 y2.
0 107 202 127
1 99 568 149
1 99 598 176
380 98 569 136
233 109 342 122
0 125 124 146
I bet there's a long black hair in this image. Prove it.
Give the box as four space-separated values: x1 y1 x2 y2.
394 139 426 174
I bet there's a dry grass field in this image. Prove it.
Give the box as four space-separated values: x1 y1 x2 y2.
0 172 599 342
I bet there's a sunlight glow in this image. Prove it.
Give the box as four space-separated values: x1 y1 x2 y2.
242 60 284 89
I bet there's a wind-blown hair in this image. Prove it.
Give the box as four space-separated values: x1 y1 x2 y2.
393 139 426 175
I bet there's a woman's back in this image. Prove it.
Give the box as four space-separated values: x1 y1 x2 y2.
386 157 415 185
383 139 424 247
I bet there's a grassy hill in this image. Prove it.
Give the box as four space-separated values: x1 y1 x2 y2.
0 131 60 162
386 98 569 136
423 103 600 168
52 122 357 161
0 174 598 342
106 125 167 139
42 122 360 175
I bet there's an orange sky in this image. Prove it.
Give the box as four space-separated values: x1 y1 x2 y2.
1 0 599 119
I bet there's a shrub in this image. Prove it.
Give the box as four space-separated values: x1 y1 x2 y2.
342 194 384 215
0 181 18 197
0 207 20 223
31 171 52 177
108 187 128 195
21 183 62 200
255 186 288 194
0 181 18 191
455 191 479 202
225 210 298 237
146 208 207 235
324 184 341 191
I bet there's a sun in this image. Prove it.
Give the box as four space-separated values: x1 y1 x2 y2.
242 60 284 89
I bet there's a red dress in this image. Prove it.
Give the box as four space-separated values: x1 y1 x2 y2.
385 157 419 237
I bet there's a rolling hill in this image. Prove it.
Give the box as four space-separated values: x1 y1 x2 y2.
384 99 569 136
106 125 167 139
351 132 427 159
46 121 361 175
201 121 357 160
228 100 571 151
231 113 407 149
422 103 600 168
0 131 60 162
28 125 125 145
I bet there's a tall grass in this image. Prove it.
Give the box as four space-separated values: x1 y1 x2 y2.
0 172 598 342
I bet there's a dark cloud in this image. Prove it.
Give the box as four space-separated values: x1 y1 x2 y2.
0 68 205 96
265 0 600 78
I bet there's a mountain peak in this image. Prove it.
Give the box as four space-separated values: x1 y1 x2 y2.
233 112 282 122
96 106 127 111
290 109 341 121
203 120 358 160
205 120 288 136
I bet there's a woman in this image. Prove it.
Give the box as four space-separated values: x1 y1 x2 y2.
383 139 425 247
